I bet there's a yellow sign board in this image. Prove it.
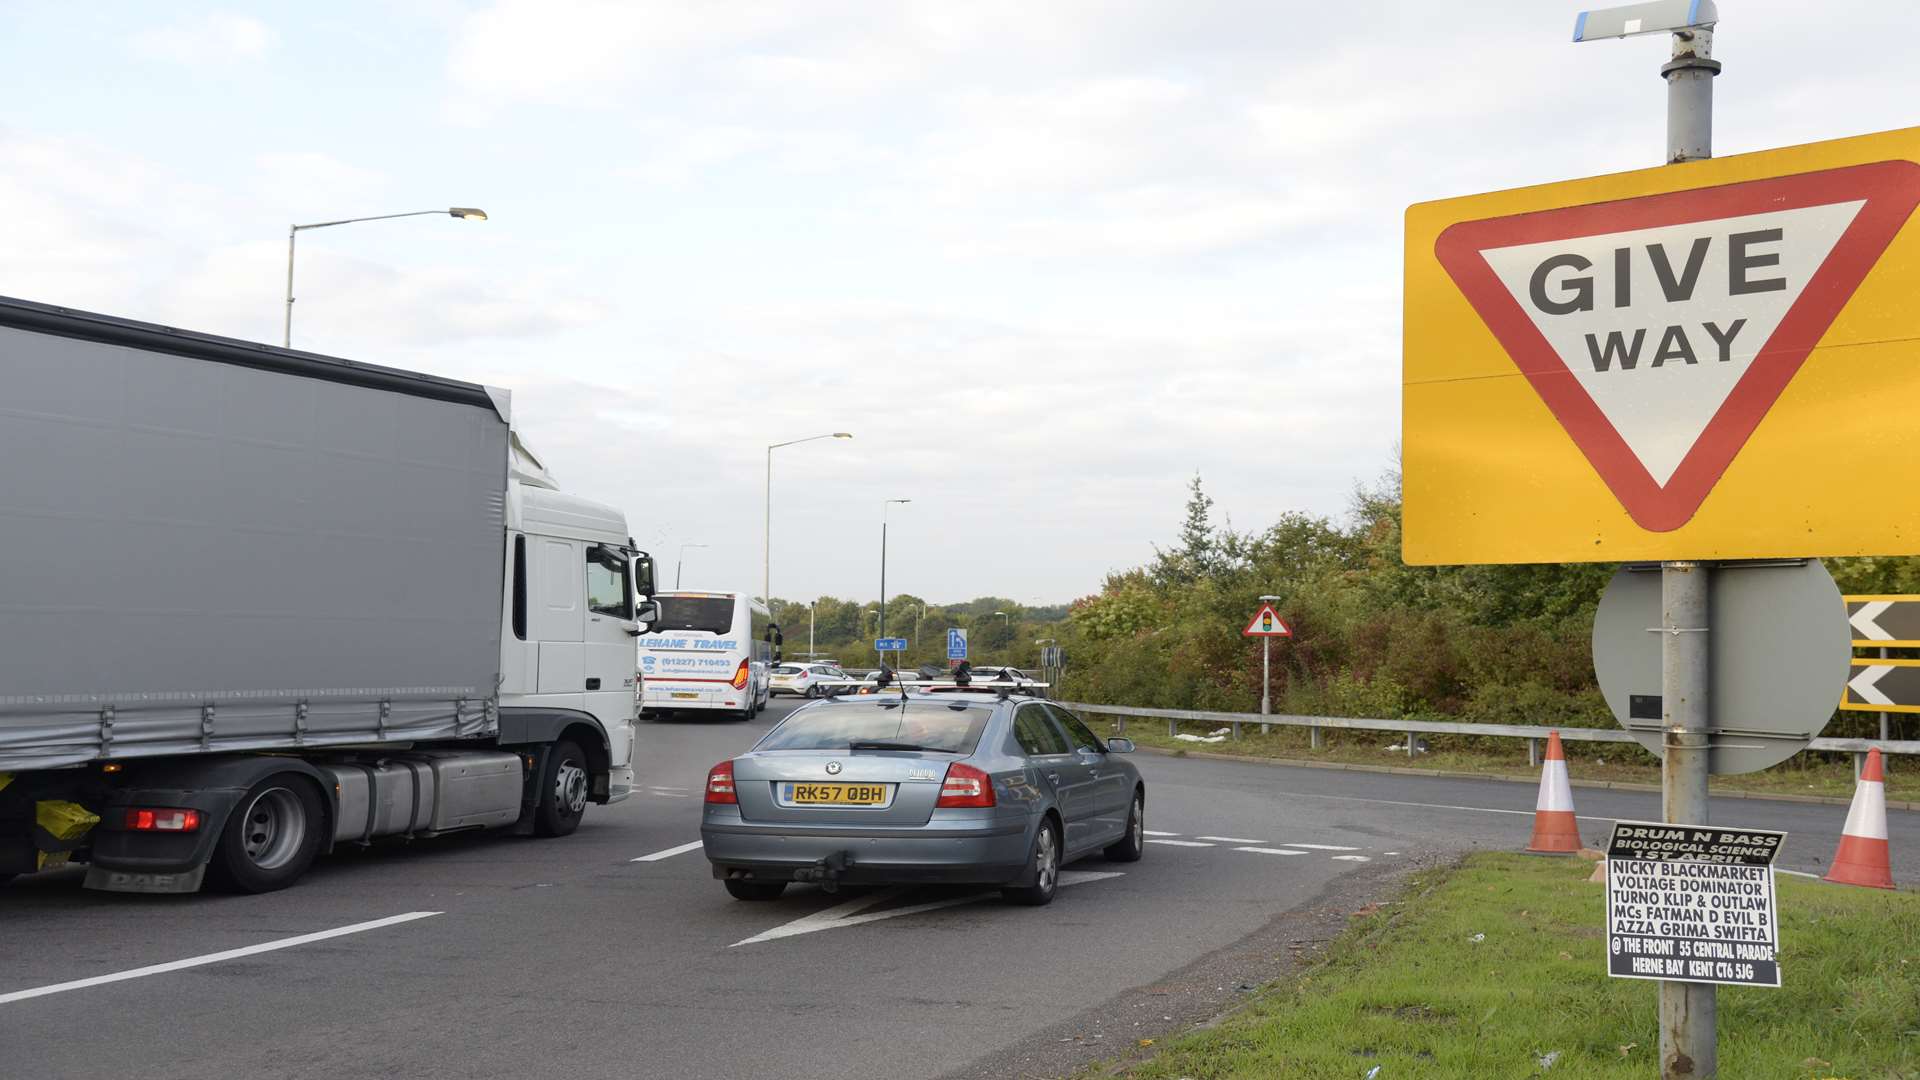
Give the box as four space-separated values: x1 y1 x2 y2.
1404 127 1920 564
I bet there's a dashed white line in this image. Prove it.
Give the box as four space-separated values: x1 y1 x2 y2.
650 792 690 798
0 912 441 1006
1196 835 1265 844
631 840 704 862
1235 846 1310 856
1142 830 1181 837
1331 855 1372 862
1146 839 1216 848
1286 843 1362 851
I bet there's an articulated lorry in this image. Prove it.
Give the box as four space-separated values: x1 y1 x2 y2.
0 297 657 894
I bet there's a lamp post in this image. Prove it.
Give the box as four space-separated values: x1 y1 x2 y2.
284 207 487 347
764 432 853 605
879 498 911 661
913 602 928 650
675 543 708 589
808 601 816 659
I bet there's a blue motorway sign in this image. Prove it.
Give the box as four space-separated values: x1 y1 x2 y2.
947 627 969 660
874 637 908 652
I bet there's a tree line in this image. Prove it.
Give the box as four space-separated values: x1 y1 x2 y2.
765 595 1069 670
1054 472 1909 742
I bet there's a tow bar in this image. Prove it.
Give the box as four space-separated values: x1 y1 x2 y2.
788 851 855 893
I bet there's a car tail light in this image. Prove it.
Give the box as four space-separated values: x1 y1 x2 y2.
125 807 201 832
936 763 995 808
730 659 750 691
705 760 737 804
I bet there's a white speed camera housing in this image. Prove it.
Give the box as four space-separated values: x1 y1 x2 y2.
1573 0 1718 41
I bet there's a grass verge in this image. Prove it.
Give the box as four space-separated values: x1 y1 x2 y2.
1110 854 1919 1080
1098 721 1916 803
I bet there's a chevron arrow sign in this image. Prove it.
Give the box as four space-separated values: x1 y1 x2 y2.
1842 659 1920 714
1845 595 1920 646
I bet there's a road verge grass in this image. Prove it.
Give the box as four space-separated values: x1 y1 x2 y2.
1113 853 1919 1079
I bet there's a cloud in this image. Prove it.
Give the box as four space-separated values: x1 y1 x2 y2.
129 12 277 65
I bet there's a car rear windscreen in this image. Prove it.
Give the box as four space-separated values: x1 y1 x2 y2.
757 703 993 754
773 665 803 675
649 597 735 635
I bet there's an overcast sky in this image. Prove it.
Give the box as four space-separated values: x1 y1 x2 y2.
4 2 1916 605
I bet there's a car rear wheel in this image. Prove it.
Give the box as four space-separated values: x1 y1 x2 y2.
1105 791 1145 862
724 878 787 901
208 776 325 893
1002 820 1059 906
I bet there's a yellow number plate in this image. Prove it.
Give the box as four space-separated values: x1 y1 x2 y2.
783 783 889 806
670 691 700 700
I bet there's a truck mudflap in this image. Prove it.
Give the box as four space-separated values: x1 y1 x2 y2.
83 865 208 894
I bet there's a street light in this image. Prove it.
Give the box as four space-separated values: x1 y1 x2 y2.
913 602 929 649
993 610 1009 628
764 432 853 605
675 543 708 590
283 207 487 347
878 498 911 655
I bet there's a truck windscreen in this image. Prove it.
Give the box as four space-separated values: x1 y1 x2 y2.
649 597 735 635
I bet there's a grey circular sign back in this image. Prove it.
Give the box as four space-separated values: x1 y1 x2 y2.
1591 561 1851 775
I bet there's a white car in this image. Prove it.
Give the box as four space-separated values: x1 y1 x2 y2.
770 662 849 698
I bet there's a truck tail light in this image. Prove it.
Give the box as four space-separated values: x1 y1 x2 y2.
705 760 737 804
731 660 750 691
125 808 202 832
936 763 995 808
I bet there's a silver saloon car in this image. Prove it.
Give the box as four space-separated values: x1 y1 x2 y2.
700 691 1143 905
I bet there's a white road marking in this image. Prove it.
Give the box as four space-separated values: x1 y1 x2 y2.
0 912 441 1006
1332 855 1372 862
650 792 690 798
1286 843 1362 851
1145 839 1215 848
730 871 1125 947
1384 852 1402 856
1776 868 1821 879
1196 835 1265 844
1142 830 1181 837
632 840 704 862
649 785 688 792
1235 846 1309 856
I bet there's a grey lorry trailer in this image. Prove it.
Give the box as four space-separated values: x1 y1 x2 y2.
0 296 655 893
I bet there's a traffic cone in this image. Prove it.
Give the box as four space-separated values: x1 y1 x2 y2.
1825 748 1894 889
1527 731 1582 854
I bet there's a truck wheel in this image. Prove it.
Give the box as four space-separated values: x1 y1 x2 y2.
724 878 786 901
208 776 325 893
534 740 590 837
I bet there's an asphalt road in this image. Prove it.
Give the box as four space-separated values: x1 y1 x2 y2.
1 698 1912 1080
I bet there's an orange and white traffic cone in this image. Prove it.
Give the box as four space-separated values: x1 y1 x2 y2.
1825 748 1894 890
1527 730 1582 854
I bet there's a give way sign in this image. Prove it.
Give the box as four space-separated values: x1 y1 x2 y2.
1404 127 1920 565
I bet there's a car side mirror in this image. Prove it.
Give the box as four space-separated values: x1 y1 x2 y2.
1105 737 1136 754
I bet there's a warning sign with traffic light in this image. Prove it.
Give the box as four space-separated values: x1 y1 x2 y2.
1242 604 1292 638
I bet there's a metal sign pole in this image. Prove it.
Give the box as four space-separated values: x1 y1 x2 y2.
1660 25 1722 1079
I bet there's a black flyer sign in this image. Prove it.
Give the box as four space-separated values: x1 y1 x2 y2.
1605 820 1787 989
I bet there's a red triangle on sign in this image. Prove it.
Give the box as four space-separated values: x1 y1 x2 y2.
1435 161 1920 532
1243 604 1291 637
